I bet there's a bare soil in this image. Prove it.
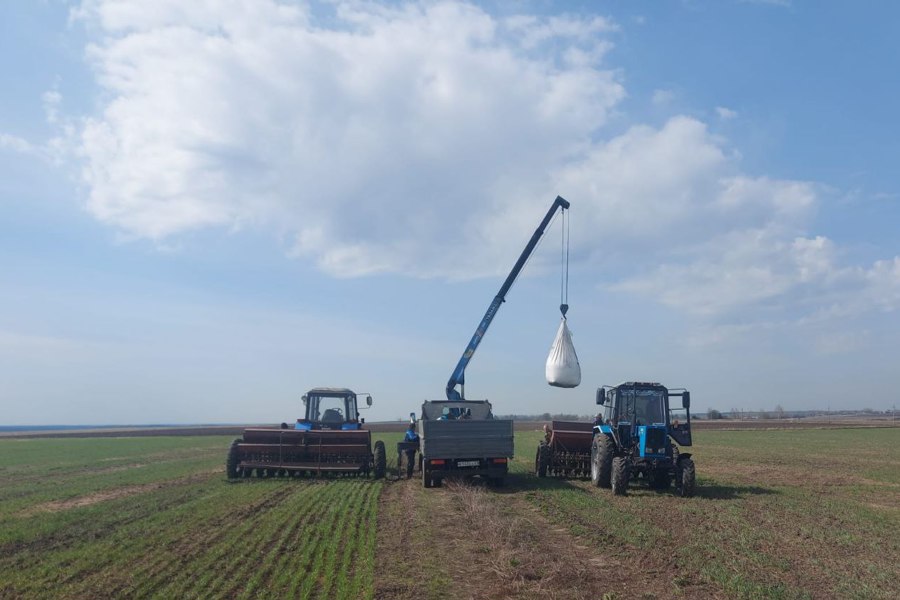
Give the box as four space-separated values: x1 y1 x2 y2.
18 469 220 516
375 476 722 600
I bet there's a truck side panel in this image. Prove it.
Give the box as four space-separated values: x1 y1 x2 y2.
420 420 514 459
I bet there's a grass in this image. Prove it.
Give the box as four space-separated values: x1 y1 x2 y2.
0 427 897 599
510 426 900 600
0 434 392 600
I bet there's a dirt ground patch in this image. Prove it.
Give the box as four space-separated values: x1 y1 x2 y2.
374 476 721 600
19 469 220 516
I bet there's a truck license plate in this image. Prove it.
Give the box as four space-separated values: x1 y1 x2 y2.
456 460 479 467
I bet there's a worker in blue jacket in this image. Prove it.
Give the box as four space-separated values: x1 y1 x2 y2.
402 422 420 478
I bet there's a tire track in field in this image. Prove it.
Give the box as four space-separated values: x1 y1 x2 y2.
314 482 372 599
0 447 223 493
39 475 242 597
112 483 294 598
335 482 379 599
291 482 368 599
138 482 302 598
375 477 652 600
0 473 222 565
260 483 372 599
17 469 221 516
277 483 354 598
0 477 233 600
215 482 353 600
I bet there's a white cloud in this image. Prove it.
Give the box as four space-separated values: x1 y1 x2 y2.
0 133 38 155
715 106 737 120
652 88 675 105
71 0 624 277
48 0 900 333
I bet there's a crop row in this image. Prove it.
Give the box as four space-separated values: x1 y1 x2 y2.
0 435 382 600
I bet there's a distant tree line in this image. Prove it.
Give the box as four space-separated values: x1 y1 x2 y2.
496 413 591 421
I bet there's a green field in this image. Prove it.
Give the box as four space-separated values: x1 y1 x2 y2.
1 428 898 599
511 427 900 599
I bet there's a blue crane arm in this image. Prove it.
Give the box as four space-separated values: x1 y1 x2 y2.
445 195 570 401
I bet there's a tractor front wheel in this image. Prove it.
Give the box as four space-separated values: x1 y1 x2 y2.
373 441 387 479
676 458 696 498
611 456 629 496
591 435 613 488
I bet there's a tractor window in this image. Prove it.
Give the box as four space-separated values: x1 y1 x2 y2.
310 396 347 424
616 389 666 425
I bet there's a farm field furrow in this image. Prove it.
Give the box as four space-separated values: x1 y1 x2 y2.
0 435 383 600
1 427 898 599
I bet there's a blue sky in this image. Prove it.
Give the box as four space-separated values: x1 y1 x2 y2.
2 0 899 425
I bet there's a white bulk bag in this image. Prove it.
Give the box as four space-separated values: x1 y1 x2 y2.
545 318 581 388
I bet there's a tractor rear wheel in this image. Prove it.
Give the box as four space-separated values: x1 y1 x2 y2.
611 456 629 496
226 438 240 479
676 458 696 498
373 441 387 479
591 435 613 488
536 442 550 477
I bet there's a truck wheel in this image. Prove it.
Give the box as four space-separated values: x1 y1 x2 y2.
226 438 240 479
423 467 432 488
677 458 696 498
611 456 629 496
591 435 613 489
373 441 386 479
536 442 550 477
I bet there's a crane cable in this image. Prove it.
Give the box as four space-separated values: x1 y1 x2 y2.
560 207 570 317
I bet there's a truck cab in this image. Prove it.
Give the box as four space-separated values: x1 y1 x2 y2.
295 387 372 431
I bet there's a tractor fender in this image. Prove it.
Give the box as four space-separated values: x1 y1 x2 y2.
676 452 693 463
593 424 614 435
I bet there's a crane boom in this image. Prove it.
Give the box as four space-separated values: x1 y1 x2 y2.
445 195 570 400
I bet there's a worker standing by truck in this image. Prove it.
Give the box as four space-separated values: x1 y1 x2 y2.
402 422 420 479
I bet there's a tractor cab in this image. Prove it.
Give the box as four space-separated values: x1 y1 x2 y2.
595 382 692 458
296 387 372 431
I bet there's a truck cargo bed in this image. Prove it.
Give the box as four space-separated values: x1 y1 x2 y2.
419 419 514 459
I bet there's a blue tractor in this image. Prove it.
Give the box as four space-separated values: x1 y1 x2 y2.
590 382 695 497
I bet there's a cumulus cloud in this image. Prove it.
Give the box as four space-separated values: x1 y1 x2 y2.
53 0 899 331
71 0 623 277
